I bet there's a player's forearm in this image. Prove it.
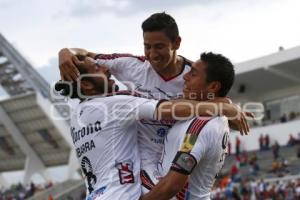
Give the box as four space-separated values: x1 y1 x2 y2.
208 97 232 104
60 48 97 58
140 177 180 200
156 100 225 120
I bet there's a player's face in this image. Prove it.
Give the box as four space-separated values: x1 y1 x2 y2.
143 31 179 73
80 58 118 94
183 60 210 100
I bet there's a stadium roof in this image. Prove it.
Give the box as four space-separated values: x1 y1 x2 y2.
230 46 300 100
0 92 71 172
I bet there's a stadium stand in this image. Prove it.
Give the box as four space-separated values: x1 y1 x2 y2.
0 33 82 199
211 45 300 199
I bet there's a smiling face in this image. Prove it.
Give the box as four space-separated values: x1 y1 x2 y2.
183 60 211 101
143 31 180 73
183 52 235 101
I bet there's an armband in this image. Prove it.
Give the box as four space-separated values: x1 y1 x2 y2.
170 151 197 175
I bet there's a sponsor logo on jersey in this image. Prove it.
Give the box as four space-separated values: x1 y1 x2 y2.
157 128 166 137
71 121 102 145
81 156 97 193
86 186 107 200
115 160 135 184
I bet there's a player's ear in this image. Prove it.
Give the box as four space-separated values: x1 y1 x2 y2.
207 81 221 95
173 36 181 50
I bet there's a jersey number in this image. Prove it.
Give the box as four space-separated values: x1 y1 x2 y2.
81 156 97 193
216 131 229 178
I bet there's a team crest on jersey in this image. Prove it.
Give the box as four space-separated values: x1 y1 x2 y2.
115 160 135 184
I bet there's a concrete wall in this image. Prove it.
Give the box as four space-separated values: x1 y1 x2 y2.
229 118 300 152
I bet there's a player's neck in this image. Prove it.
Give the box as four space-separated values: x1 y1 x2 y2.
158 54 183 80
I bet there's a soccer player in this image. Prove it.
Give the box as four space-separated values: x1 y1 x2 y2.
58 12 249 195
141 53 237 200
57 56 247 200
59 12 194 194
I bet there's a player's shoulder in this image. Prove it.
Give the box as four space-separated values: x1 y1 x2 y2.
202 116 229 136
82 91 152 104
207 116 228 126
95 53 147 62
205 116 228 127
183 116 228 136
175 117 212 137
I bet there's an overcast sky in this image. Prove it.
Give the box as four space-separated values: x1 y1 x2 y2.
1 0 300 84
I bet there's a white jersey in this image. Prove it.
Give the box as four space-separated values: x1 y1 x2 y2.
70 94 159 200
95 54 191 99
95 54 191 191
159 117 229 200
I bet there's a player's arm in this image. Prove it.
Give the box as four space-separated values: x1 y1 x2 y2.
141 118 212 200
156 100 250 135
140 171 188 200
59 48 98 81
208 97 251 132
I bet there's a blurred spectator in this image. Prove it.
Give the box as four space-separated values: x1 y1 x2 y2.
259 134 264 151
249 152 257 165
227 141 231 155
280 113 287 123
212 176 300 200
232 186 241 200
235 137 241 156
287 134 296 147
286 181 295 200
240 151 248 167
249 161 260 176
270 160 280 173
0 181 51 200
48 195 54 200
219 175 231 189
289 112 296 120
296 179 300 198
297 146 300 159
45 181 53 189
231 164 240 182
264 134 270 150
272 140 280 160
297 132 300 144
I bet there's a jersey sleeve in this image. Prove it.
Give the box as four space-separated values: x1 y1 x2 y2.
134 98 161 120
170 118 211 175
95 54 144 82
109 95 161 122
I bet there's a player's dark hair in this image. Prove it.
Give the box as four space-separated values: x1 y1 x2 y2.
201 52 235 97
141 12 179 42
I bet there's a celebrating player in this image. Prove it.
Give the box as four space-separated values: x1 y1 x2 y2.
141 52 237 200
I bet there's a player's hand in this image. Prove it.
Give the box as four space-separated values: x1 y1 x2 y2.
58 48 80 81
224 104 254 135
